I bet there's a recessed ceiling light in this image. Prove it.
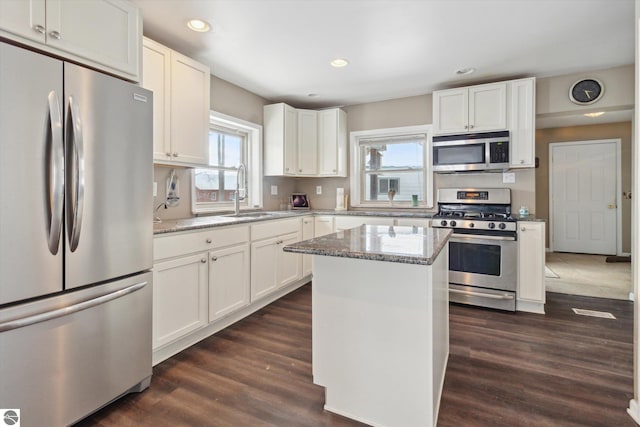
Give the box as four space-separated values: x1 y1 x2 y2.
330 58 349 68
584 112 605 118
187 19 211 32
455 67 476 76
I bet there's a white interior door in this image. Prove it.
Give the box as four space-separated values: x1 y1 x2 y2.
550 140 618 255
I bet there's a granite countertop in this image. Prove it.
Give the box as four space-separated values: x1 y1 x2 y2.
154 209 435 235
283 224 452 266
513 215 546 222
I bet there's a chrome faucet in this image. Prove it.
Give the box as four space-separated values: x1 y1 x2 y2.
234 163 247 215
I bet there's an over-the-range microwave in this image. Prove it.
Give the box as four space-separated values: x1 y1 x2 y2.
432 130 510 173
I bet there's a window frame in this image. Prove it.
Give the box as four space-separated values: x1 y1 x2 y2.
350 125 433 209
191 111 263 214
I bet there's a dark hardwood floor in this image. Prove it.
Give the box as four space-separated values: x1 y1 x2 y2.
76 283 634 427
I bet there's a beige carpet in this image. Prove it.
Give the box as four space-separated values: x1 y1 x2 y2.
545 252 632 300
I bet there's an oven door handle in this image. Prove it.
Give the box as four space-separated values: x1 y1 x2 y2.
451 233 516 241
449 288 515 300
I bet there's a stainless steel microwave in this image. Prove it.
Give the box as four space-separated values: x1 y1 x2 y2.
432 131 510 172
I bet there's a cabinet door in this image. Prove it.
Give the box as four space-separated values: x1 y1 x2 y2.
301 217 314 277
314 216 335 237
278 231 302 287
251 237 279 301
318 109 347 176
142 38 172 162
432 88 468 135
284 104 298 175
518 222 545 303
209 243 250 321
297 109 318 175
153 253 208 349
0 0 46 44
47 0 140 78
509 78 536 168
170 50 210 165
468 83 507 132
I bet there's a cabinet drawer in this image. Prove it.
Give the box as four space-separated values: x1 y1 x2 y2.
251 217 301 241
154 225 250 260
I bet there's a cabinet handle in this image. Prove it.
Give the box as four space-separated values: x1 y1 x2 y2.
469 124 474 129
276 240 283 245
464 125 469 129
333 169 336 172
299 169 302 172
211 256 217 262
165 152 171 157
520 159 524 164
206 238 212 243
285 167 289 171
172 152 178 157
33 24 45 34
49 30 61 40
200 258 207 263
521 227 526 231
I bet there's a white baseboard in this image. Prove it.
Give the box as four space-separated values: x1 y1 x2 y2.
628 399 640 425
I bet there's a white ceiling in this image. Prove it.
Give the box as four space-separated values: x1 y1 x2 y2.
132 0 635 123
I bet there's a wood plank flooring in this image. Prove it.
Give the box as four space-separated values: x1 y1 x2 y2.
75 283 634 427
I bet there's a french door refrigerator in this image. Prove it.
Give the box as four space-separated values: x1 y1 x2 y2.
0 41 153 426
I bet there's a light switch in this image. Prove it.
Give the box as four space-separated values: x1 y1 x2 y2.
271 185 278 196
316 185 322 195
502 172 515 184
153 181 157 197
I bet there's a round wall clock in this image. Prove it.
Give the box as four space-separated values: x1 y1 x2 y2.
569 78 604 105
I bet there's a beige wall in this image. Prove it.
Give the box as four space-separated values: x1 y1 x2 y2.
537 65 634 118
535 121 632 253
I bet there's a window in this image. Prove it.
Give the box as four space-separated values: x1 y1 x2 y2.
350 125 433 208
192 111 262 213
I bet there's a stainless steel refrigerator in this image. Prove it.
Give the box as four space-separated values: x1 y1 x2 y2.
0 41 153 426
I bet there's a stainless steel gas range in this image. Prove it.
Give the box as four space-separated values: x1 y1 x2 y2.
431 188 517 311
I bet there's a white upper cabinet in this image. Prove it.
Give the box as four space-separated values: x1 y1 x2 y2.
508 78 536 168
264 103 347 177
297 109 319 175
0 0 141 81
142 37 210 167
318 109 347 176
433 82 507 135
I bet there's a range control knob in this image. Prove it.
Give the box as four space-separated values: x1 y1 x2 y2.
498 223 506 230
440 220 447 227
488 222 496 229
469 222 474 228
450 220 457 227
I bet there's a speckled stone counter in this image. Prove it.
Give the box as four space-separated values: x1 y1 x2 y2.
154 210 435 235
283 224 451 265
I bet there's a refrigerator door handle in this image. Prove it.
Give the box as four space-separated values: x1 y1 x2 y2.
46 91 64 255
66 95 85 252
0 281 147 333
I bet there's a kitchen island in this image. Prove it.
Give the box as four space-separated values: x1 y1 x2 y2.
283 225 451 427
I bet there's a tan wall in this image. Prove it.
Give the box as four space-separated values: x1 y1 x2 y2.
537 65 634 118
535 121 632 252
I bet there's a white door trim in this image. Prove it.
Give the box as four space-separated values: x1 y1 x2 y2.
548 138 622 255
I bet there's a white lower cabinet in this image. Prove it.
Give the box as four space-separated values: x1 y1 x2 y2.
517 221 546 313
302 216 314 276
209 243 250 322
152 253 208 350
334 215 394 231
250 218 303 301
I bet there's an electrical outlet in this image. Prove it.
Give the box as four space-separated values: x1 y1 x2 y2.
316 185 322 195
271 185 278 196
153 181 157 197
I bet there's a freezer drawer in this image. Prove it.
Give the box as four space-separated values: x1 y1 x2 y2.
0 272 152 427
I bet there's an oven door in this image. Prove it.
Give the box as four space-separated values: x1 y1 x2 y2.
448 233 517 292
